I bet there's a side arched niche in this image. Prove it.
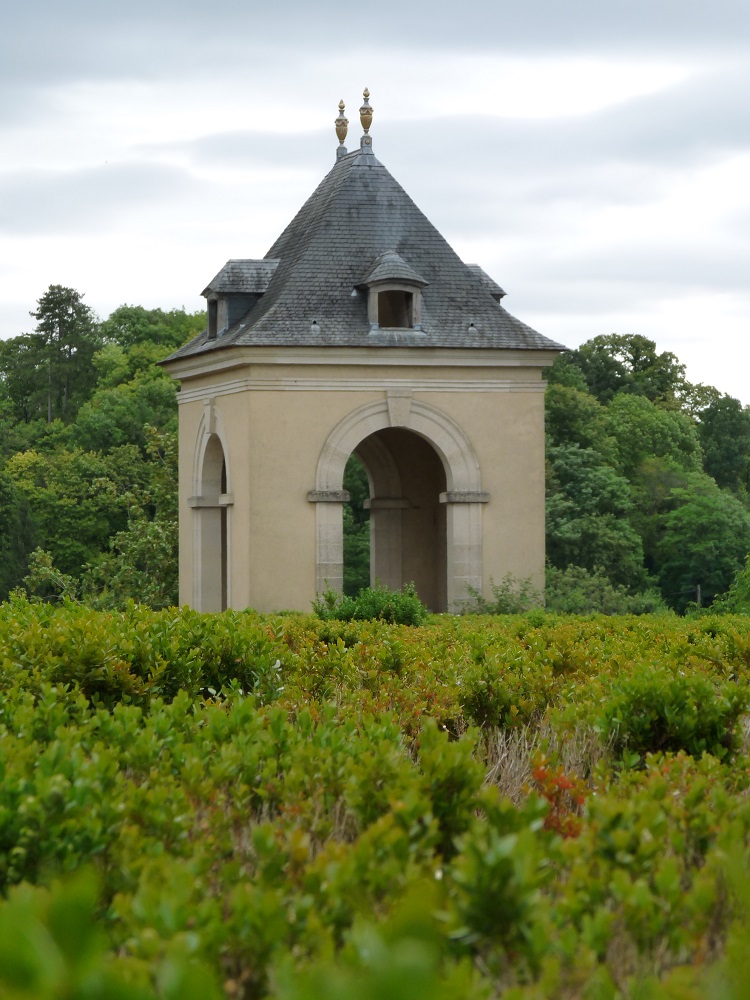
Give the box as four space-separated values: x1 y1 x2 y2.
309 397 488 612
190 405 233 611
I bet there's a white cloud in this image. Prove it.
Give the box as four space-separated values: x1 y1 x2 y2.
1 1 749 404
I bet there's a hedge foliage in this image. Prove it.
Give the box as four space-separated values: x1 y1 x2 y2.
2 601 750 997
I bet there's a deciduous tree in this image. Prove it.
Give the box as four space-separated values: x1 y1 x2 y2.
545 383 615 460
546 444 646 588
604 393 702 478
697 395 750 493
568 333 687 406
657 480 750 611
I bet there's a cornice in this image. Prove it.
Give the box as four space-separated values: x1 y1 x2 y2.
162 345 561 382
176 375 546 405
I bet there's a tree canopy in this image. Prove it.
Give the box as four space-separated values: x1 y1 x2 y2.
565 333 688 406
657 482 750 612
545 335 750 612
0 285 200 604
0 286 105 431
697 394 750 493
0 286 749 615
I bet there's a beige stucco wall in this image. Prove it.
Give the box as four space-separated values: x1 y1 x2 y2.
166 346 554 613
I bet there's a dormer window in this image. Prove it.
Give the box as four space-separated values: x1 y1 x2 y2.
359 251 428 332
376 288 414 328
202 259 280 342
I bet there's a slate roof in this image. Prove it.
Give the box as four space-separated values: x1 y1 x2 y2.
165 143 565 361
202 259 279 295
466 264 506 302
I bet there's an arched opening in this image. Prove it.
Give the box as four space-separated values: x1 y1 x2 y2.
312 397 487 611
347 428 448 611
196 432 229 611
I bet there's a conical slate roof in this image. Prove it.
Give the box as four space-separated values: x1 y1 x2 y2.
166 141 564 360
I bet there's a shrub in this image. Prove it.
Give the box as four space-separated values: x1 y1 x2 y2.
459 574 543 615
597 664 750 761
17 548 78 603
459 656 554 730
711 555 750 615
312 583 429 626
545 565 668 616
0 874 222 1000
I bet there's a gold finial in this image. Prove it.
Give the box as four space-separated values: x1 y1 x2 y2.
335 99 348 146
359 87 373 134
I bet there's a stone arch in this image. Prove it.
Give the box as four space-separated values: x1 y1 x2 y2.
311 398 488 610
191 402 232 611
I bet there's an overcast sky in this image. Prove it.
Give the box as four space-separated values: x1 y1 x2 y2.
1 0 749 403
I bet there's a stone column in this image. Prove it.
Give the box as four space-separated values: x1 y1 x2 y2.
440 491 490 611
307 489 350 595
363 497 410 590
188 493 234 611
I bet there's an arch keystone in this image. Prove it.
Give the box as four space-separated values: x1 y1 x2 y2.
386 388 413 427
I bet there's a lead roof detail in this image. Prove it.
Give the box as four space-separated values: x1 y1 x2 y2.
166 93 565 361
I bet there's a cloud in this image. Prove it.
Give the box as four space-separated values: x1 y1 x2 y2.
138 129 330 170
389 66 750 184
1 0 749 405
0 163 198 235
3 0 750 97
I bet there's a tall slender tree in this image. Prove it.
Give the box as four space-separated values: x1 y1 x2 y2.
29 285 102 422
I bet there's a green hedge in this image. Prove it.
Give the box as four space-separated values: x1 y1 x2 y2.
2 601 750 997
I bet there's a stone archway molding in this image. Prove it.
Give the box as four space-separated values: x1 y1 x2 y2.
192 397 232 498
309 397 489 609
190 398 233 611
313 397 481 493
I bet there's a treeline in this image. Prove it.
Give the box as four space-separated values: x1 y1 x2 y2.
1 288 749 614
0 285 205 605
544 334 750 612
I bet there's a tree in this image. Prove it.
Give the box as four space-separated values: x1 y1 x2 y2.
5 445 145 577
697 395 750 493
568 334 687 406
100 305 205 351
677 381 722 419
629 457 695 578
0 468 33 597
72 368 178 454
28 285 102 422
343 454 370 596
545 565 668 615
657 481 750 612
546 444 646 589
604 392 702 479
0 334 48 424
82 428 179 608
544 352 589 393
711 555 750 614
545 383 615 460
0 297 199 609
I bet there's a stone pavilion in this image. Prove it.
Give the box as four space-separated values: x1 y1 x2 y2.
161 91 564 613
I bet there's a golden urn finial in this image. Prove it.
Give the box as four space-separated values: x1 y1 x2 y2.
359 87 373 134
334 99 348 146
